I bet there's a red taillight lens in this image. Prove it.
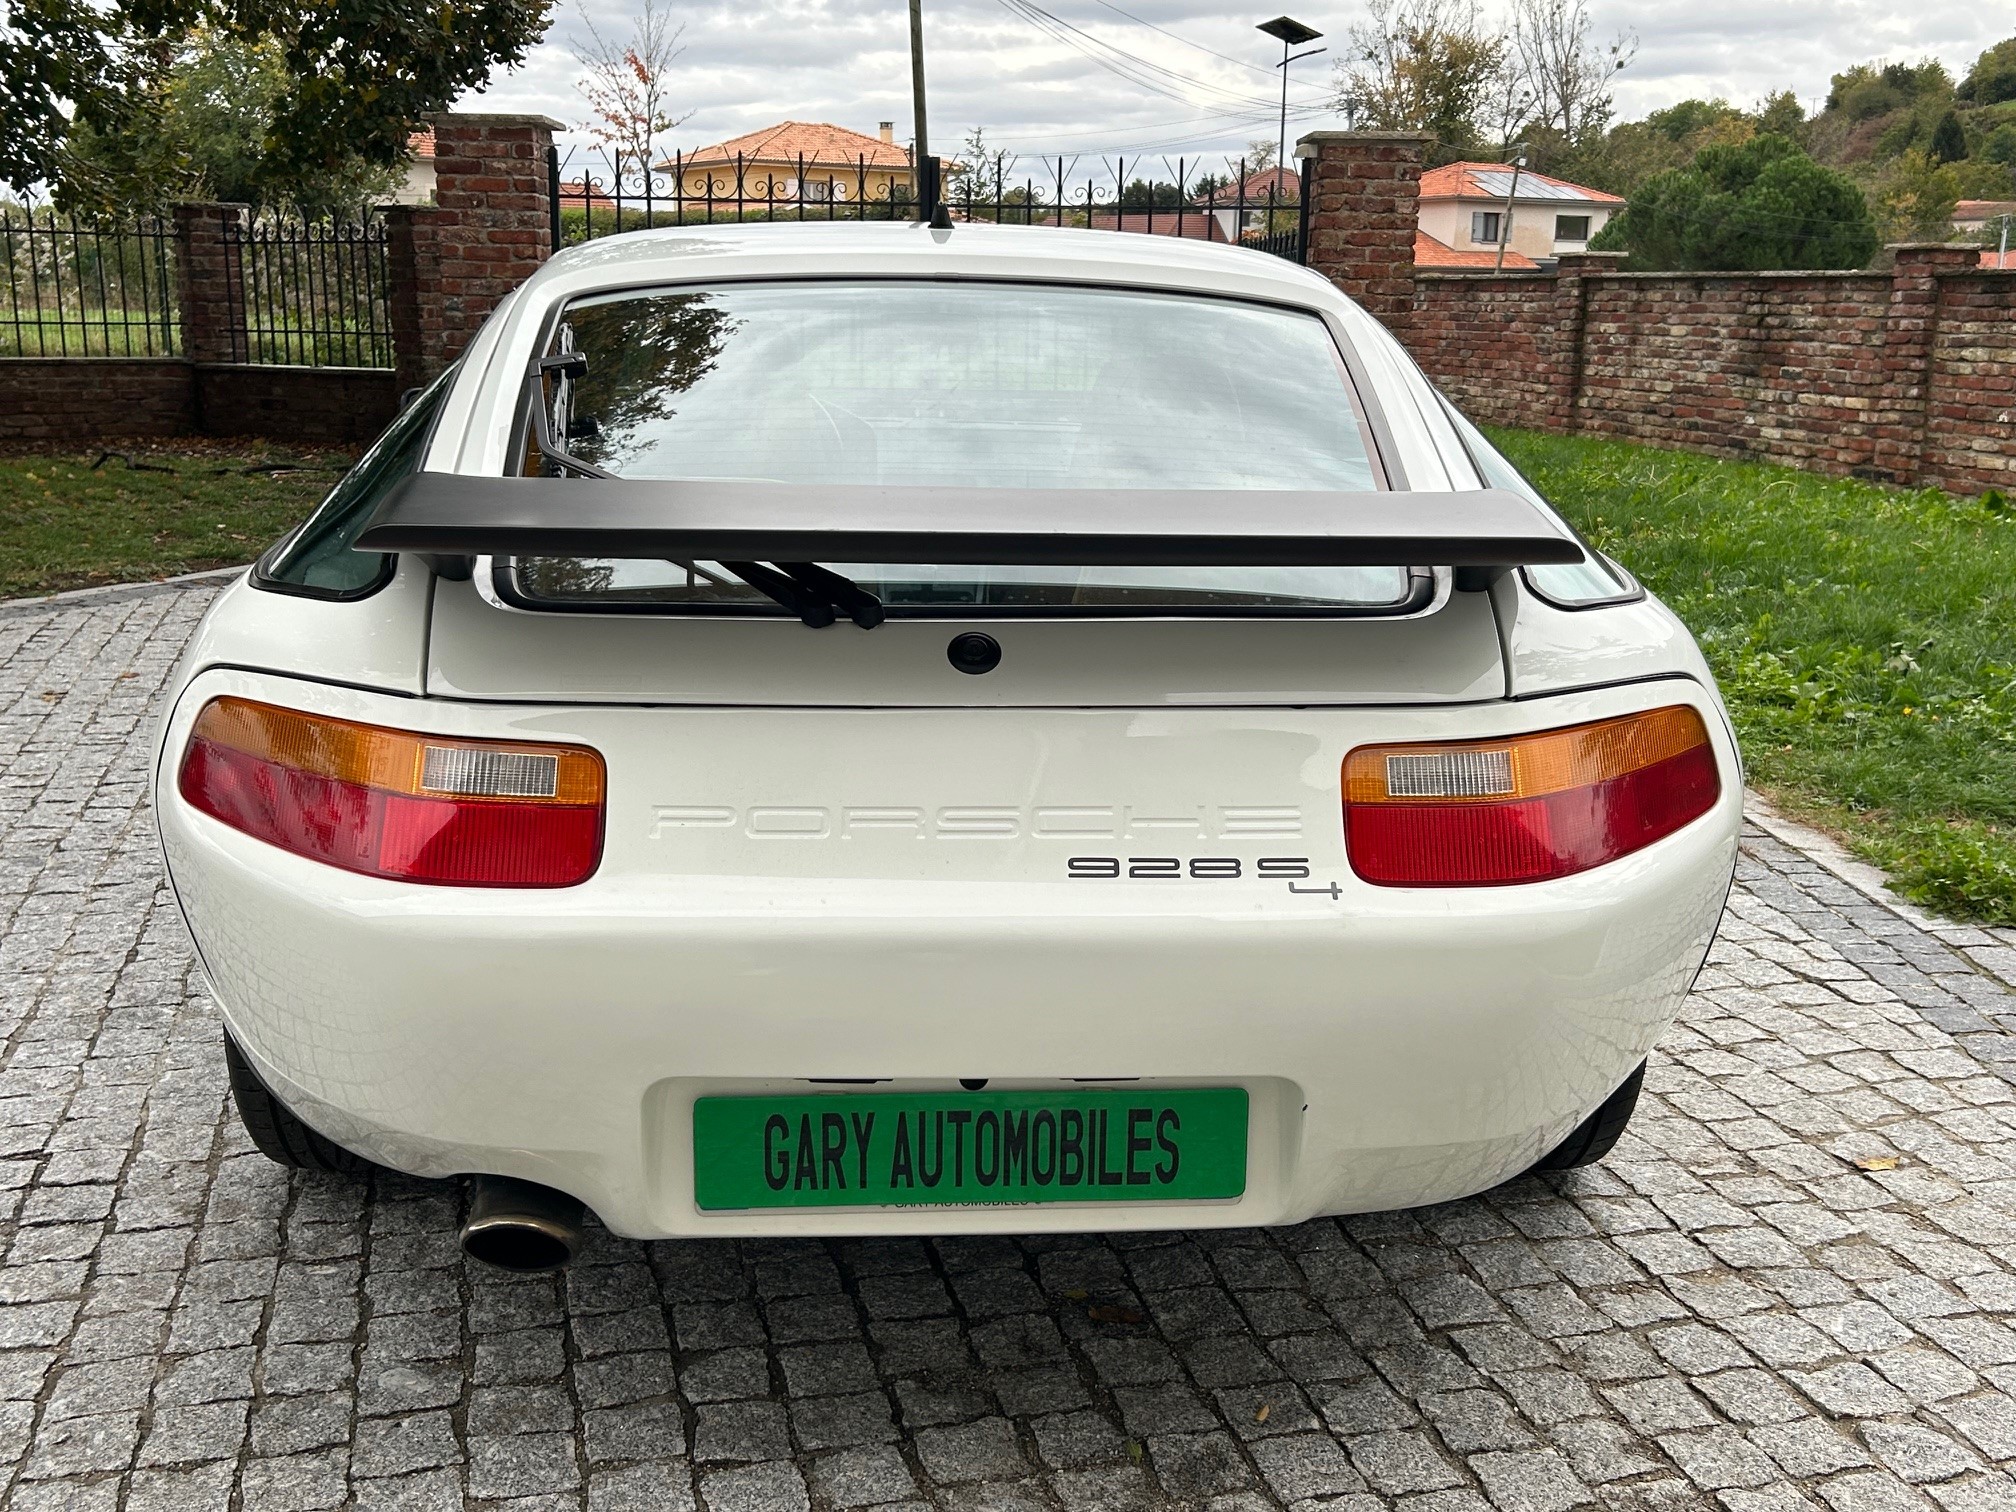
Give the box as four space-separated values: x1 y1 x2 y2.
177 697 604 887
1343 706 1720 886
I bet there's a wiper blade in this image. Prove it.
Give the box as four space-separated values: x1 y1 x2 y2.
776 562 886 629
526 355 615 480
523 355 884 629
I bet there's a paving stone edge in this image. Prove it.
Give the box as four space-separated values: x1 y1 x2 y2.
1746 789 2016 993
0 564 248 619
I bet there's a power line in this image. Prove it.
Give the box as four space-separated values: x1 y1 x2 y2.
988 102 1329 153
1083 0 1282 80
997 0 1271 111
992 0 1325 115
1016 107 1332 157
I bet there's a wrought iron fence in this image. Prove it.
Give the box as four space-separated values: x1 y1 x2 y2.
0 206 179 357
225 212 393 367
551 147 1308 265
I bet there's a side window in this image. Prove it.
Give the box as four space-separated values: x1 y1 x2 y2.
256 370 452 598
1437 396 1642 608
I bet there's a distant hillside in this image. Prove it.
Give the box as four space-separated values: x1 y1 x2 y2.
1543 37 2015 243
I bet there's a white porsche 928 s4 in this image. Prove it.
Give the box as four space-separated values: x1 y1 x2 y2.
155 221 1742 1271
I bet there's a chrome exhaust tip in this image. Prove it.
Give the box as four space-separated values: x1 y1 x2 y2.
460 1175 585 1273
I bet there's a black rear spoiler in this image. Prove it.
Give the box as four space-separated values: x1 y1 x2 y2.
355 474 1585 569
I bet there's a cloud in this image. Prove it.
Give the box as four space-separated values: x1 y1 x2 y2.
461 0 2011 170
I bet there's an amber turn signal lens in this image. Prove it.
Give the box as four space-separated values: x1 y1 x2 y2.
178 697 605 887
1342 706 1720 886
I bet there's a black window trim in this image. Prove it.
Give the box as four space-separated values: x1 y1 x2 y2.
249 369 454 602
492 272 1439 623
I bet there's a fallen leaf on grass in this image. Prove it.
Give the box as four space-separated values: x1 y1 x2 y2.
1854 1154 1900 1171
1087 1304 1144 1325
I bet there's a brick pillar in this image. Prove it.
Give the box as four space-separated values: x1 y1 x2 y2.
1871 243 1978 486
1295 131 1432 334
384 205 451 395
385 112 561 390
172 202 249 364
1551 251 1625 431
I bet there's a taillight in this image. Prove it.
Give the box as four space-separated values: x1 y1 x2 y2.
1343 705 1719 887
177 697 604 887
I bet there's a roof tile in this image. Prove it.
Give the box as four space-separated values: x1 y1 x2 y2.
666 121 912 171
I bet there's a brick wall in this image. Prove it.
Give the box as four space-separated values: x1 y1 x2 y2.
1289 143 2016 497
195 366 399 443
2 111 553 445
0 361 195 441
1927 271 2016 496
1405 254 2016 496
0 361 398 444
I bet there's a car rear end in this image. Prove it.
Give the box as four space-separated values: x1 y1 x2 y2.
154 225 1741 1241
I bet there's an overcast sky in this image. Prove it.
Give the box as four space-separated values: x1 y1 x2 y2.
462 0 2009 178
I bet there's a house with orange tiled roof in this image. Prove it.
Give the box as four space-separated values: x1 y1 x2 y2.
389 128 437 205
1414 231 1538 270
660 121 917 206
1416 161 1621 269
1954 200 2016 237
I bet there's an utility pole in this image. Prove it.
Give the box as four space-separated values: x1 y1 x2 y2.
1493 144 1528 272
1257 18 1324 185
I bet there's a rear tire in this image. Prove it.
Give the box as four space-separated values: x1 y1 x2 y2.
224 1033 375 1175
1528 1061 1645 1173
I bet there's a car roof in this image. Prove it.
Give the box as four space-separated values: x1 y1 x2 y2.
534 219 1336 304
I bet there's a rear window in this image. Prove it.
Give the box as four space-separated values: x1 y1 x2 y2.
258 369 450 597
508 279 1414 614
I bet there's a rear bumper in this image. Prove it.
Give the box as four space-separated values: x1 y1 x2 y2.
158 671 1739 1238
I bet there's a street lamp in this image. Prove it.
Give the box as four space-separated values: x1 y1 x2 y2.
1257 17 1324 188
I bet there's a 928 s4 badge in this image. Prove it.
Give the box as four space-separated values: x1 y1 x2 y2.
1065 857 1342 899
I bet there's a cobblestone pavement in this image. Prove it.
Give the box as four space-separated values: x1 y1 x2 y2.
4 580 2016 1512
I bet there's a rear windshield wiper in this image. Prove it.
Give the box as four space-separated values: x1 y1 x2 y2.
524 356 884 629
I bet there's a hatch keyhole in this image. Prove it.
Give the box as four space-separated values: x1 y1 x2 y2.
947 633 1002 675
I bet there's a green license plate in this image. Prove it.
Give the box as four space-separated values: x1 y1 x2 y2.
693 1088 1248 1211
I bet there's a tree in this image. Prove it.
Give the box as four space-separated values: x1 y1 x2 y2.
1557 98 1748 197
945 127 1013 199
572 0 689 176
1334 0 1508 157
1591 134 1878 271
1507 0 1633 148
1873 149 2016 238
0 0 115 191
1118 178 1182 210
1957 38 2016 105
1755 91 1806 141
57 26 396 212
1928 109 1968 165
3 0 551 199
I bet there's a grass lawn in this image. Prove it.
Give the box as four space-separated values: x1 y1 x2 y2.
1498 428 2016 926
0 442 352 599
